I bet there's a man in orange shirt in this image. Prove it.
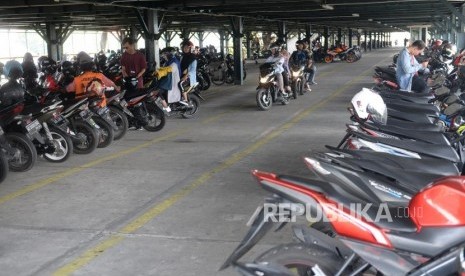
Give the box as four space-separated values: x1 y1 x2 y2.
66 52 120 105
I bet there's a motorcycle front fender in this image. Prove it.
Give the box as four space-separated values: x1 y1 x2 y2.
192 90 205 101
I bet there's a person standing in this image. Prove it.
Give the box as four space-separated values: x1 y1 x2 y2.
396 40 429 93
120 37 147 89
180 39 197 103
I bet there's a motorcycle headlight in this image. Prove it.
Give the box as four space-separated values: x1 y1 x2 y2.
452 115 465 130
259 76 269 83
292 71 300 78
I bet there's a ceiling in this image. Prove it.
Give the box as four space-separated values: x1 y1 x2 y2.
0 0 464 35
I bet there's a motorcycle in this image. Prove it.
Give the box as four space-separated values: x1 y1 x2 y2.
121 78 165 131
221 170 465 276
196 53 212 91
256 62 290 111
289 64 305 98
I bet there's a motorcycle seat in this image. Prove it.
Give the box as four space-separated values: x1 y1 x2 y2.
386 117 443 132
326 146 460 175
124 88 150 101
278 174 418 232
363 122 449 145
350 130 460 163
375 66 396 77
379 92 432 104
384 99 439 114
388 109 437 124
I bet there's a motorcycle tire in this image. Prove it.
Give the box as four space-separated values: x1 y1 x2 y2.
143 102 166 131
200 71 211 91
43 127 73 163
211 69 225 85
346 52 357 63
181 94 201 119
108 106 128 140
225 71 234 84
292 81 299 99
93 116 114 148
73 121 99 154
324 55 334 63
256 88 272 111
0 150 8 183
255 243 343 275
5 132 37 172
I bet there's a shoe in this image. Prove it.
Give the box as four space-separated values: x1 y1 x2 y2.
309 81 317 85
162 106 171 114
281 91 289 97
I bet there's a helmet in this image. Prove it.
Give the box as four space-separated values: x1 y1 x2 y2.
39 57 57 74
180 39 194 49
161 47 177 58
442 44 457 59
350 88 387 125
61 61 76 76
269 42 280 51
4 60 23 79
433 39 443 48
76 51 95 71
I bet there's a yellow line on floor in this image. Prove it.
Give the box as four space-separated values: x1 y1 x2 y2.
53 62 378 276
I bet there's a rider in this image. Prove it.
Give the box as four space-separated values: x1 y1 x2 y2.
180 39 197 104
66 51 120 103
265 42 288 98
289 39 313 91
303 38 317 89
0 60 25 109
157 47 183 113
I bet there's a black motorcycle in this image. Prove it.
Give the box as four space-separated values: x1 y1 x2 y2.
289 64 305 98
256 62 289 111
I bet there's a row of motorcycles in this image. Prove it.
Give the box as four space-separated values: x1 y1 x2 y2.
0 52 206 184
314 44 363 64
220 53 465 275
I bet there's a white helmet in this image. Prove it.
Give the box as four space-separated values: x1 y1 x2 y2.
350 88 387 125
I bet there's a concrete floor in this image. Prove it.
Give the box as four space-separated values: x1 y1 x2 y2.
0 47 398 276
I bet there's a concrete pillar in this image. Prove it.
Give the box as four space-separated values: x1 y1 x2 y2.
324 26 329 50
369 31 372 51
277 21 287 44
348 28 353 47
363 30 367 51
219 30 225 57
198 31 204 48
305 24 312 39
230 16 244 85
147 10 160 70
337 28 342 45
246 32 252 59
46 23 60 60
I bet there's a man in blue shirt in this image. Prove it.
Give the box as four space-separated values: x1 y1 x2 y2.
396 40 429 93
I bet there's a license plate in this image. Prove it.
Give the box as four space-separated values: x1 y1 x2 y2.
120 100 128 108
25 120 42 133
98 107 109 116
51 116 65 125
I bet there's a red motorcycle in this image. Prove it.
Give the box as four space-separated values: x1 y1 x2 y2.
221 170 465 275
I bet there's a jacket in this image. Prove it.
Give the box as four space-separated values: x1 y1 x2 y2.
396 47 422 92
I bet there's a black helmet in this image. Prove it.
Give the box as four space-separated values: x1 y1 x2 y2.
39 57 57 75
76 51 95 71
4 60 23 79
295 39 305 46
161 47 177 58
269 42 280 51
61 61 76 76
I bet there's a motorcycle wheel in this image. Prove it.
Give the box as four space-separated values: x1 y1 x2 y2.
108 106 129 140
0 150 8 183
5 132 37 172
200 71 211 90
324 55 334 63
256 88 272 111
93 116 114 148
225 71 234 84
292 81 299 99
73 121 99 154
211 69 225 85
255 243 343 276
181 94 200 119
346 52 357 63
143 102 165 131
43 127 73 163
